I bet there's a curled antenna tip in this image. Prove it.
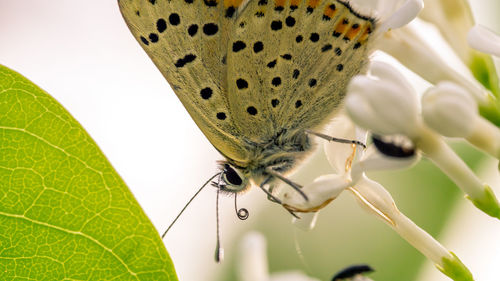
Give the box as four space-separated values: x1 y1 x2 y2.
237 208 249 220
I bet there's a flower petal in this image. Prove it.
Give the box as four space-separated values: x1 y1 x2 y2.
351 144 420 180
323 115 363 174
376 20 488 104
377 0 424 35
346 63 421 137
467 25 500 58
281 174 350 212
422 81 478 138
419 0 475 64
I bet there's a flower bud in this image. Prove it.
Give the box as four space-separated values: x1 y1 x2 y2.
422 82 478 138
346 62 421 137
281 174 350 212
468 25 500 58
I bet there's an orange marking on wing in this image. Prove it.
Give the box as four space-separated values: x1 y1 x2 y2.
358 23 374 42
224 0 242 8
345 23 361 41
323 4 336 18
275 0 286 8
333 18 348 36
290 0 301 8
307 0 320 8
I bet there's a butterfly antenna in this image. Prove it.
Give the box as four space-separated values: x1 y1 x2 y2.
265 168 308 201
234 193 249 220
305 130 366 148
214 173 224 263
161 172 221 239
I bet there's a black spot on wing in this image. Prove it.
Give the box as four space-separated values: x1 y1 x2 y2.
253 41 264 53
203 23 219 35
271 20 282 31
156 18 167 33
217 112 227 120
188 24 198 36
321 44 332 52
247 106 258 115
200 88 213 99
204 0 218 6
226 7 236 18
271 77 282 87
233 41 247 52
175 54 197 67
310 33 320 42
169 13 180 25
236 78 248 89
140 36 149 45
148 33 159 43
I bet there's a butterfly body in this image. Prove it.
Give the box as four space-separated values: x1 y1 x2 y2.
119 0 376 192
222 127 312 190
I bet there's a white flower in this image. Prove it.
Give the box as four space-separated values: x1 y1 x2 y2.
422 81 500 158
348 0 423 36
346 61 421 137
345 61 500 219
418 0 475 64
280 114 419 213
279 115 468 280
468 25 500 58
422 81 478 138
375 0 424 35
375 19 489 104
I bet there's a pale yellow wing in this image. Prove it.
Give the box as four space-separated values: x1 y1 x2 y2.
118 0 251 163
226 0 375 142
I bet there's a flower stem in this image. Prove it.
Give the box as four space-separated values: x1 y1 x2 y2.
417 128 500 219
418 129 483 199
467 116 500 158
349 177 474 281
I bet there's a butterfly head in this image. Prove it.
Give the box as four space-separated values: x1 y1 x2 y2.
216 163 250 193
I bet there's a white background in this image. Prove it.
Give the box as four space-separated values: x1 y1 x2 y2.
1 1 499 281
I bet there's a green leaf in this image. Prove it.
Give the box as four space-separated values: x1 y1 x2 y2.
0 65 178 281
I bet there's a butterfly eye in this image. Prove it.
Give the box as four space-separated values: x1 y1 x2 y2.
224 165 243 186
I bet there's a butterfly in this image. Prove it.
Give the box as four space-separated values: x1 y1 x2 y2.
118 0 375 206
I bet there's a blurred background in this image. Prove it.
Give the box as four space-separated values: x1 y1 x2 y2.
0 1 499 280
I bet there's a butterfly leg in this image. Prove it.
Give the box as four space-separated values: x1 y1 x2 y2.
265 167 309 201
259 176 301 219
305 129 366 148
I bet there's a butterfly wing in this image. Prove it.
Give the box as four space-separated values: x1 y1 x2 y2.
118 0 251 163
226 0 375 142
